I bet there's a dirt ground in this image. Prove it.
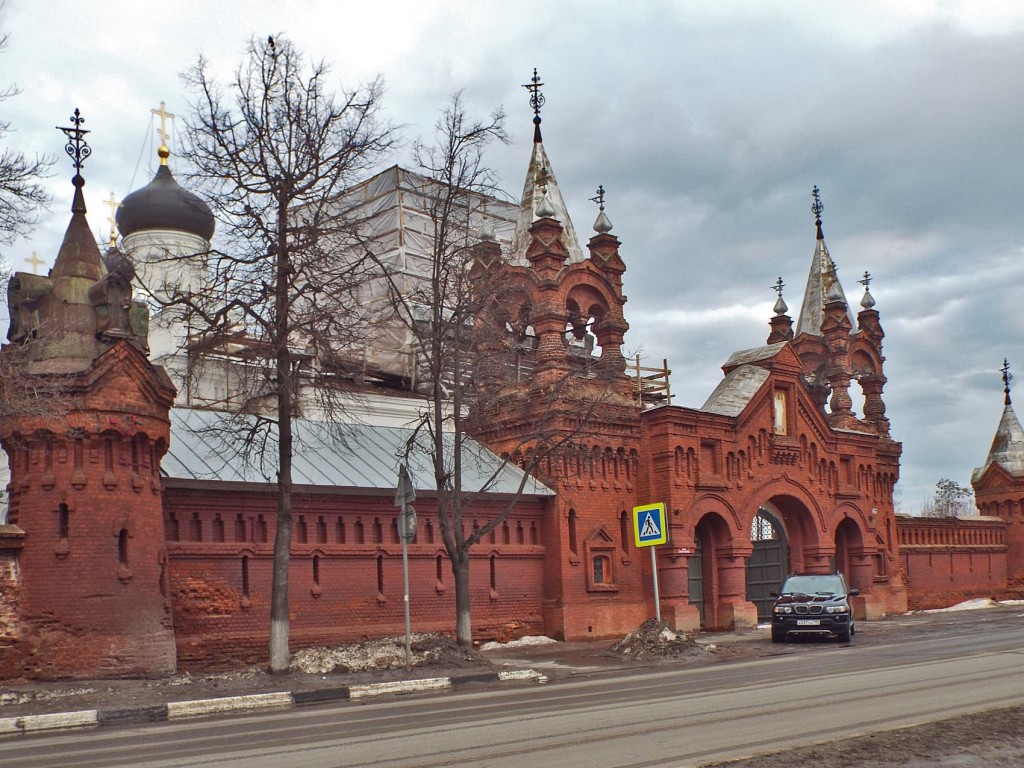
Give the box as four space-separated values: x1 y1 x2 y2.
1 605 1023 766
701 704 1024 768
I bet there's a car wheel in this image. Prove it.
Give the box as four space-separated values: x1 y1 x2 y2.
837 627 852 643
771 628 786 643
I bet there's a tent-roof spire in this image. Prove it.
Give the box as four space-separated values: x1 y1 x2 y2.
51 108 104 282
973 358 1024 481
510 70 584 264
795 185 857 336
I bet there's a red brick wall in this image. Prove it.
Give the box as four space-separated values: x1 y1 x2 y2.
163 486 549 670
896 515 1008 608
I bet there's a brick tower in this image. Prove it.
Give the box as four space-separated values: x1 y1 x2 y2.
470 75 648 640
0 112 177 678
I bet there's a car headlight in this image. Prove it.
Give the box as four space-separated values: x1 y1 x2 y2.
826 605 849 614
774 606 792 614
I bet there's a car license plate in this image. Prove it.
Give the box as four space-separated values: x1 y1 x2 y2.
797 619 820 626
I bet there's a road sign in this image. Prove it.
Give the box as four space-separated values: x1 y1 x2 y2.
633 503 667 547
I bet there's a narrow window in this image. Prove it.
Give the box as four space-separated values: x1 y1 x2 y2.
620 511 630 552
593 555 607 584
531 521 538 545
297 515 308 544
191 512 202 542
234 514 246 542
213 514 225 542
118 528 129 566
489 555 497 592
436 554 444 583
502 520 511 544
58 503 69 540
355 518 365 544
104 437 114 472
313 555 320 586
425 519 434 544
516 520 525 545
568 510 578 555
373 517 383 544
256 515 268 543
336 516 346 543
241 556 250 597
376 555 384 595
317 516 327 544
167 512 180 541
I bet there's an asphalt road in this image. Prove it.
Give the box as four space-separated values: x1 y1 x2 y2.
5 619 1024 768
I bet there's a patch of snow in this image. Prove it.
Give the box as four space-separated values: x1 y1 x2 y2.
998 599 1024 606
923 598 1000 613
479 636 557 651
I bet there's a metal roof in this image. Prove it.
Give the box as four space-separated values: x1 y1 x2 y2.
700 365 771 417
162 407 554 497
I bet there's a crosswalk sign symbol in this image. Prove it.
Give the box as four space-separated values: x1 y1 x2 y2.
633 503 668 547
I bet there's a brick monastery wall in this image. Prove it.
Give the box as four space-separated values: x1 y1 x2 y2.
896 515 1008 609
163 487 549 670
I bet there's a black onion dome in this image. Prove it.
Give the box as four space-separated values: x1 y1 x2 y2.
117 164 215 241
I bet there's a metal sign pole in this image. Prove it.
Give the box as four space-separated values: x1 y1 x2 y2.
401 510 411 672
394 464 417 673
650 545 661 623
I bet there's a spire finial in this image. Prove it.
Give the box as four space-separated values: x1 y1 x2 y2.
811 184 824 240
858 270 876 309
590 185 613 234
771 276 788 315
1002 358 1013 406
57 108 91 213
522 68 545 143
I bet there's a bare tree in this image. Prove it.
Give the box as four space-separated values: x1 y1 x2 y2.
0 16 52 260
380 94 610 646
922 478 974 518
176 35 394 672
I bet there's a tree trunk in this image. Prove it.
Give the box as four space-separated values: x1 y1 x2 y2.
269 209 294 675
454 548 472 647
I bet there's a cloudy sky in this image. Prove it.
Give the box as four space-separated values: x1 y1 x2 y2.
2 0 1022 509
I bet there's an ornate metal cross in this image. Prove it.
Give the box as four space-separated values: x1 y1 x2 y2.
811 185 824 225
57 108 91 173
589 185 606 211
522 68 545 116
771 276 785 297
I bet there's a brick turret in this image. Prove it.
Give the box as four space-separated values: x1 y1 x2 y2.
0 119 178 679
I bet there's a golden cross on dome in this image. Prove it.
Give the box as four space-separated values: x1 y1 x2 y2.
105 191 121 247
25 251 45 274
151 101 175 146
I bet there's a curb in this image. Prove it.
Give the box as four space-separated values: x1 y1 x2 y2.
0 668 546 737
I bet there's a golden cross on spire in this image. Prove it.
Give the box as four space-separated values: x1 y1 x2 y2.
25 251 45 274
105 191 121 247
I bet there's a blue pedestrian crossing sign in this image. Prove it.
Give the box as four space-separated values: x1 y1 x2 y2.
633 503 668 547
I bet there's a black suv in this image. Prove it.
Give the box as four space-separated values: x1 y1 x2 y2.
770 572 859 643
